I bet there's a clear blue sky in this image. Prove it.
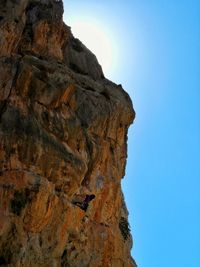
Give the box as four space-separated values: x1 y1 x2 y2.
64 1 200 266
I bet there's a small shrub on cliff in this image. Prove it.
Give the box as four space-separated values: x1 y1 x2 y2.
119 217 131 241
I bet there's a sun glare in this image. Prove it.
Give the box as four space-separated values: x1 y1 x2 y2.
69 20 118 76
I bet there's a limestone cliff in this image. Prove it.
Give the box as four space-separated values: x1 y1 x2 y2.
0 1 136 266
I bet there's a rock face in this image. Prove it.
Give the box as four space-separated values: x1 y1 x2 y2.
0 1 136 266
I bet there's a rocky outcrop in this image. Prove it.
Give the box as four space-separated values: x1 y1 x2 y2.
0 1 136 266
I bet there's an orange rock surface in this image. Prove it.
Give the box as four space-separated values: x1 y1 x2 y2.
0 1 136 266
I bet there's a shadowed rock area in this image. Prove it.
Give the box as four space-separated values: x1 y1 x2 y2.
0 0 136 266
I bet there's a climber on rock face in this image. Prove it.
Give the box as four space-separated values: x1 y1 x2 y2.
72 194 95 212
80 194 95 211
85 194 95 203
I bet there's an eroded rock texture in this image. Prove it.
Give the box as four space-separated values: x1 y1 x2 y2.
0 1 136 266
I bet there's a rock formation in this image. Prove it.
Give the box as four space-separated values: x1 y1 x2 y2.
0 1 136 266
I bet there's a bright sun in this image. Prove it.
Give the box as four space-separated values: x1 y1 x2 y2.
69 20 117 76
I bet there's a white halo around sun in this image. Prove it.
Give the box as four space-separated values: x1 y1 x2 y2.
69 19 118 76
